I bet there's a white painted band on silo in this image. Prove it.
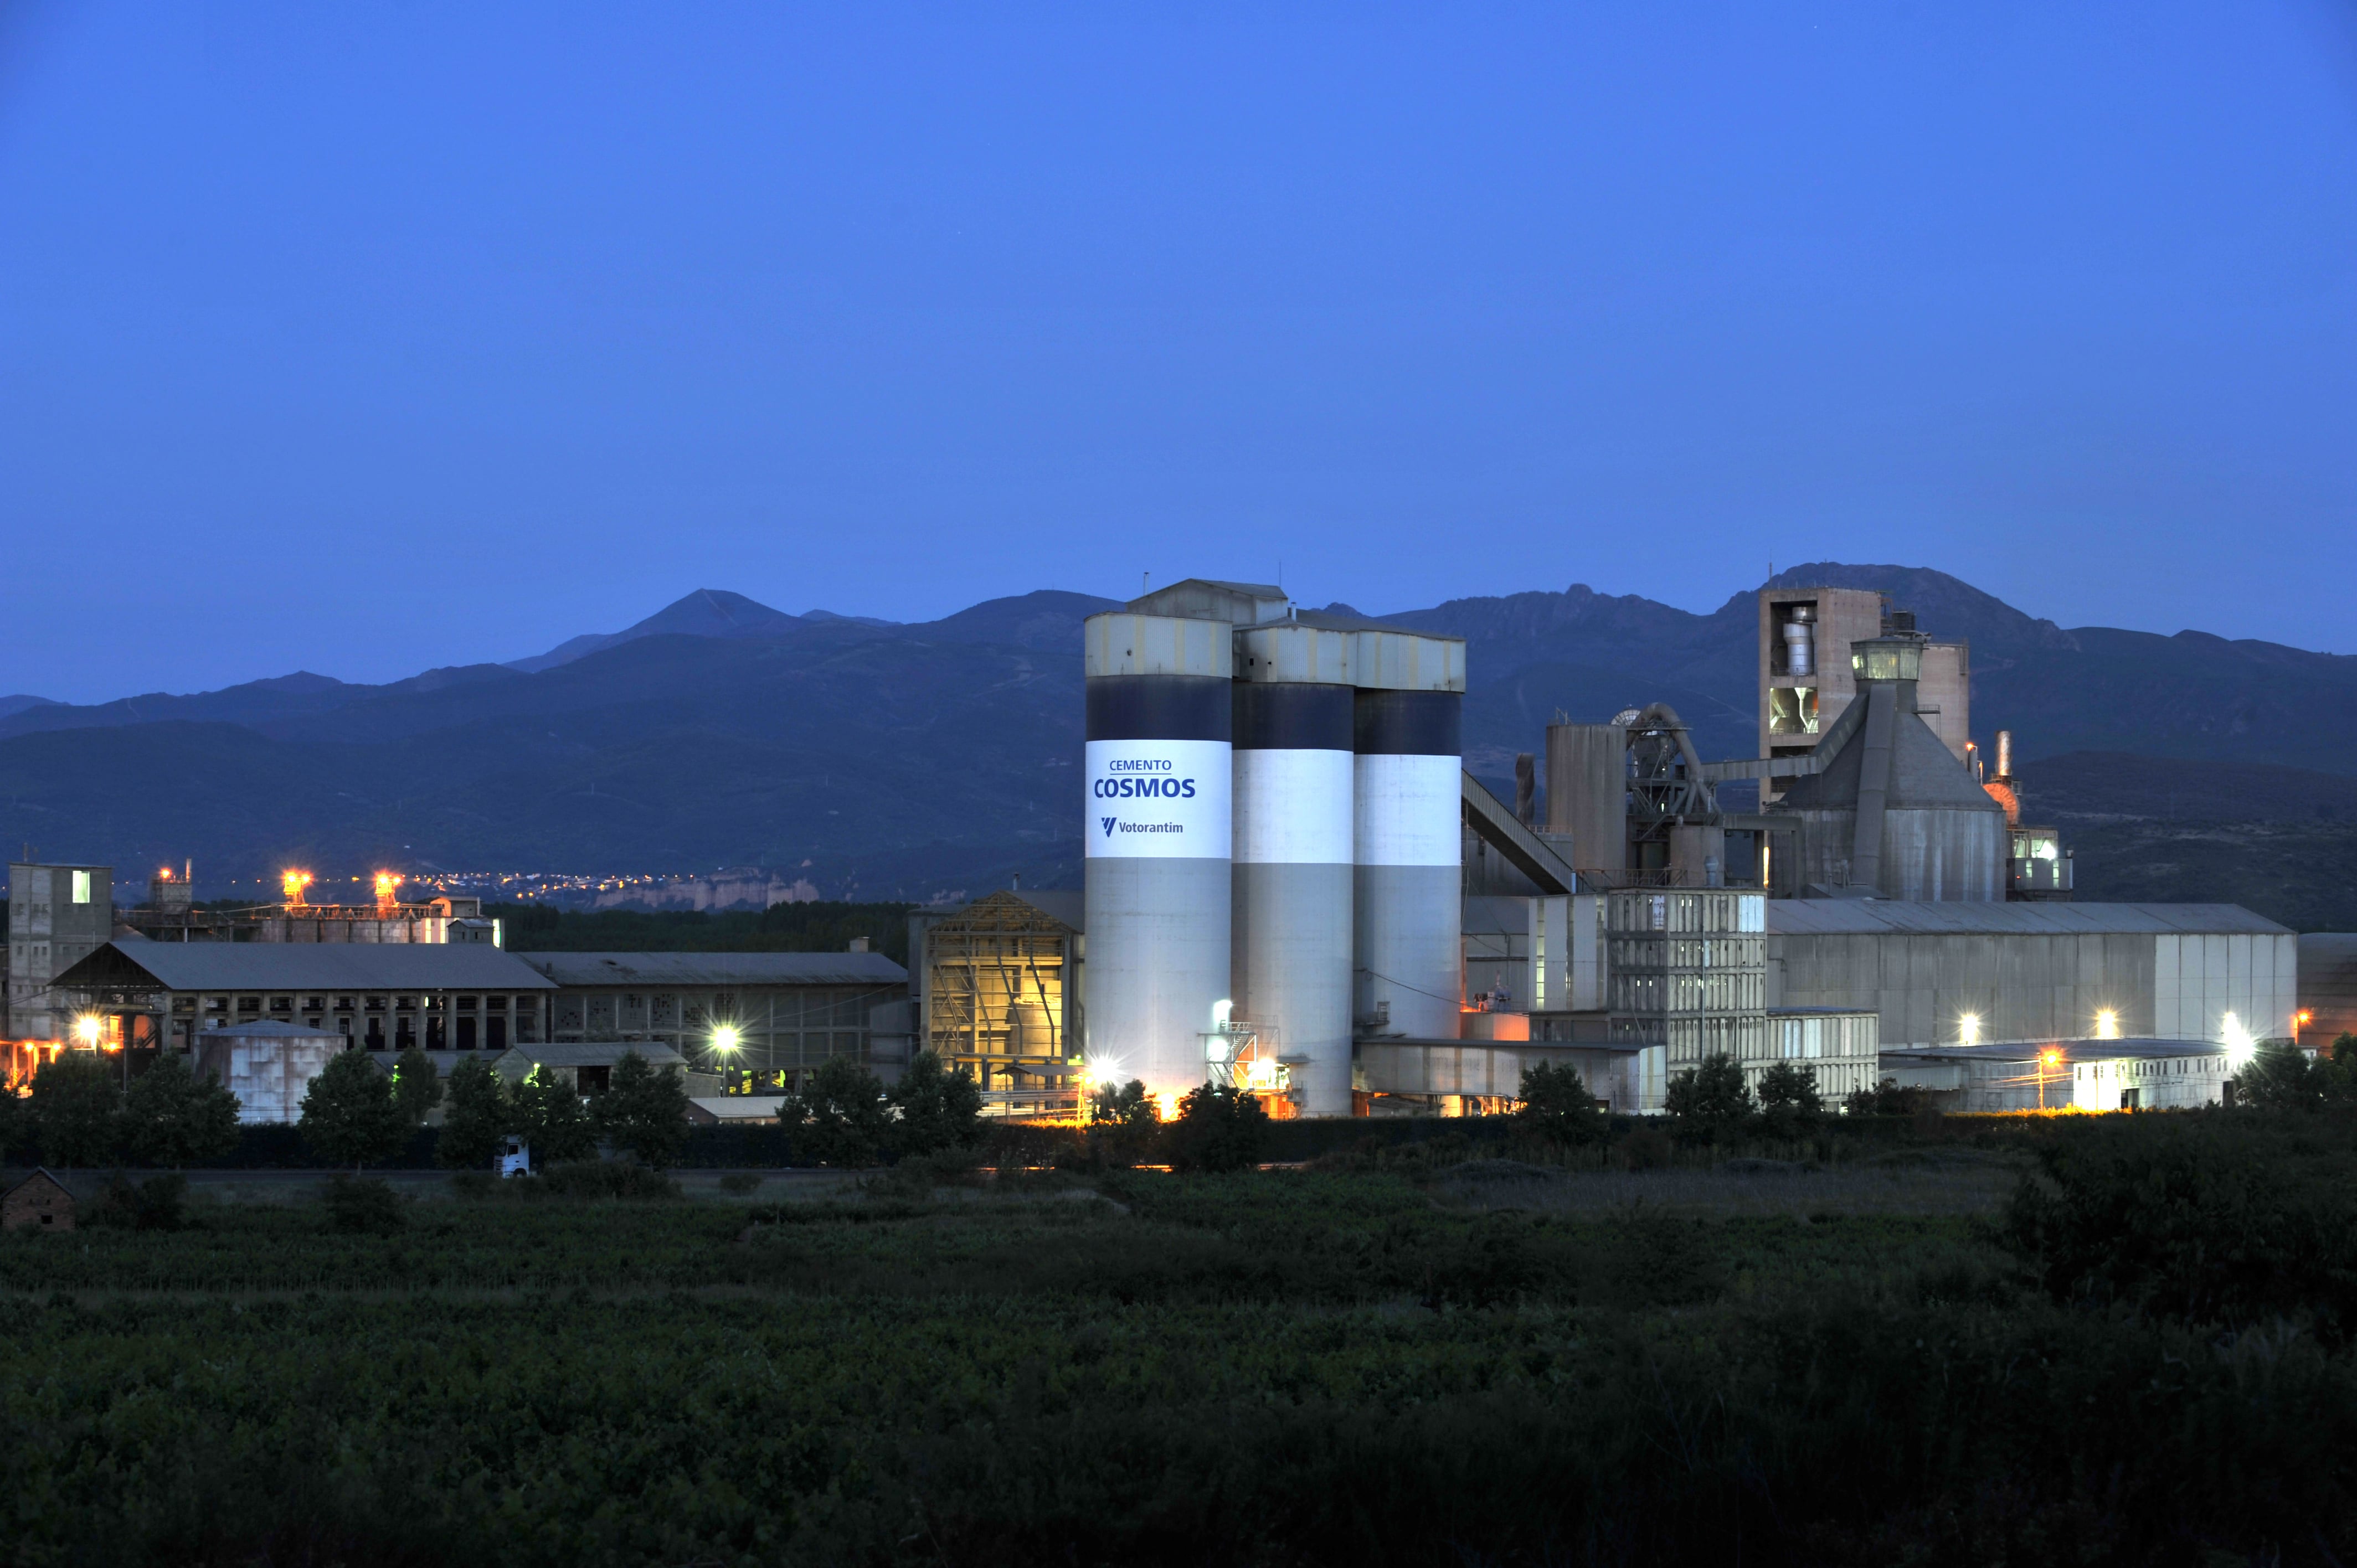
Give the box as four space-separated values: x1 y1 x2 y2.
1082 612 1232 1108
1354 680 1464 1045
1231 658 1356 1119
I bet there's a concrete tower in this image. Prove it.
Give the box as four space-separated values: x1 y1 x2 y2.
1082 611 1235 1103
1232 621 1356 1117
1350 628 1468 1041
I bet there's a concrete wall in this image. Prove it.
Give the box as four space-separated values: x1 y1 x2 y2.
195 1030 344 1124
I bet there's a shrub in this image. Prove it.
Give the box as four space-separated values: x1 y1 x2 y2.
513 1066 598 1165
1515 1061 1607 1146
1845 1077 1932 1117
1664 1054 1753 1144
1756 1062 1824 1139
122 1053 242 1168
1999 1117 2357 1339
717 1172 762 1195
1086 1077 1161 1168
300 1051 409 1169
435 1060 510 1169
2240 1040 2325 1111
389 1046 443 1126
788 1056 893 1167
89 1172 188 1231
30 1051 124 1168
322 1174 406 1235
890 1050 983 1155
1165 1084 1270 1174
592 1051 691 1168
533 1160 681 1200
1617 1123 1675 1170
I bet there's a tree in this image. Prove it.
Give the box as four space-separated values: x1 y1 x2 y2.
891 1050 983 1156
435 1060 511 1169
299 1049 409 1169
2240 1040 2325 1111
1087 1077 1162 1168
29 1051 124 1168
594 1050 691 1168
1165 1083 1270 1173
789 1056 894 1167
1515 1061 1607 1146
1663 1054 1754 1143
1756 1062 1824 1138
390 1046 444 1127
513 1066 598 1165
122 1052 243 1168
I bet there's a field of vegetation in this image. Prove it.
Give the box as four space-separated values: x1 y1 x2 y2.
4 1106 2357 1565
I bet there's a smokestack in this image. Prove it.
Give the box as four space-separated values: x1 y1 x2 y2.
1995 730 2013 780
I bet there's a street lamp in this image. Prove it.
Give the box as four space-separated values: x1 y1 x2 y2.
2040 1048 2062 1112
711 1024 743 1091
1959 1013 1981 1048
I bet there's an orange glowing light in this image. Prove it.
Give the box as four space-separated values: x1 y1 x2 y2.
282 869 315 905
2042 1049 2062 1066
373 871 403 909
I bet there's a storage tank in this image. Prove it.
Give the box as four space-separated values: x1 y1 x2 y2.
1232 622 1356 1117
1083 613 1234 1103
1351 629 1467 1041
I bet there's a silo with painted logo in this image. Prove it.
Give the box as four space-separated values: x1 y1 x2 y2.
1083 611 1234 1105
1352 628 1468 1043
1231 621 1357 1117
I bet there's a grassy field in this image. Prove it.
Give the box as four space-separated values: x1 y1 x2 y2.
2 1122 2353 1565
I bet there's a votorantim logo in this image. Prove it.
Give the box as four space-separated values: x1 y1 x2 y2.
1084 737 1231 860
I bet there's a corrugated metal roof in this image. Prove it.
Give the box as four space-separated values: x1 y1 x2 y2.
67 941 558 991
1767 900 2289 937
517 951 907 986
204 1019 344 1039
688 1095 788 1119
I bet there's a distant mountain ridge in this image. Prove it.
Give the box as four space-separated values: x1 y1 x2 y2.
3 569 2354 915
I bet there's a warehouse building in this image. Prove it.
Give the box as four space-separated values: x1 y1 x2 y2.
42 939 558 1064
516 950 910 1086
1879 1038 2231 1112
1767 900 2297 1049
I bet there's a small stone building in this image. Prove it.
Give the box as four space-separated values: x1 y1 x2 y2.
1 1169 75 1232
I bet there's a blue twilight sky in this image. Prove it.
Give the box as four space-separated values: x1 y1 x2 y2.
3 2 2354 703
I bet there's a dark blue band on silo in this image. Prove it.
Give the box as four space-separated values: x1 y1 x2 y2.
1233 683 1353 752
1086 675 1233 742
1352 689 1461 756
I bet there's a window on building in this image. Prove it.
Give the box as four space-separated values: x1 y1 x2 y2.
71 870 91 904
456 1017 476 1050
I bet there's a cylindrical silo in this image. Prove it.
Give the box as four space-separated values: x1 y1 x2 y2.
1352 630 1467 1042
1083 612 1233 1106
1232 623 1356 1117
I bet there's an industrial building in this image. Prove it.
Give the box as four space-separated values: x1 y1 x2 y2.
1075 573 2306 1121
6 860 115 1044
516 950 910 1086
906 889 1082 1116
1082 580 1465 1115
1880 1038 2234 1112
1766 899 2297 1049
38 938 558 1069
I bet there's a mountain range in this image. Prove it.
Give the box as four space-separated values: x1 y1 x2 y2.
3 563 2354 922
